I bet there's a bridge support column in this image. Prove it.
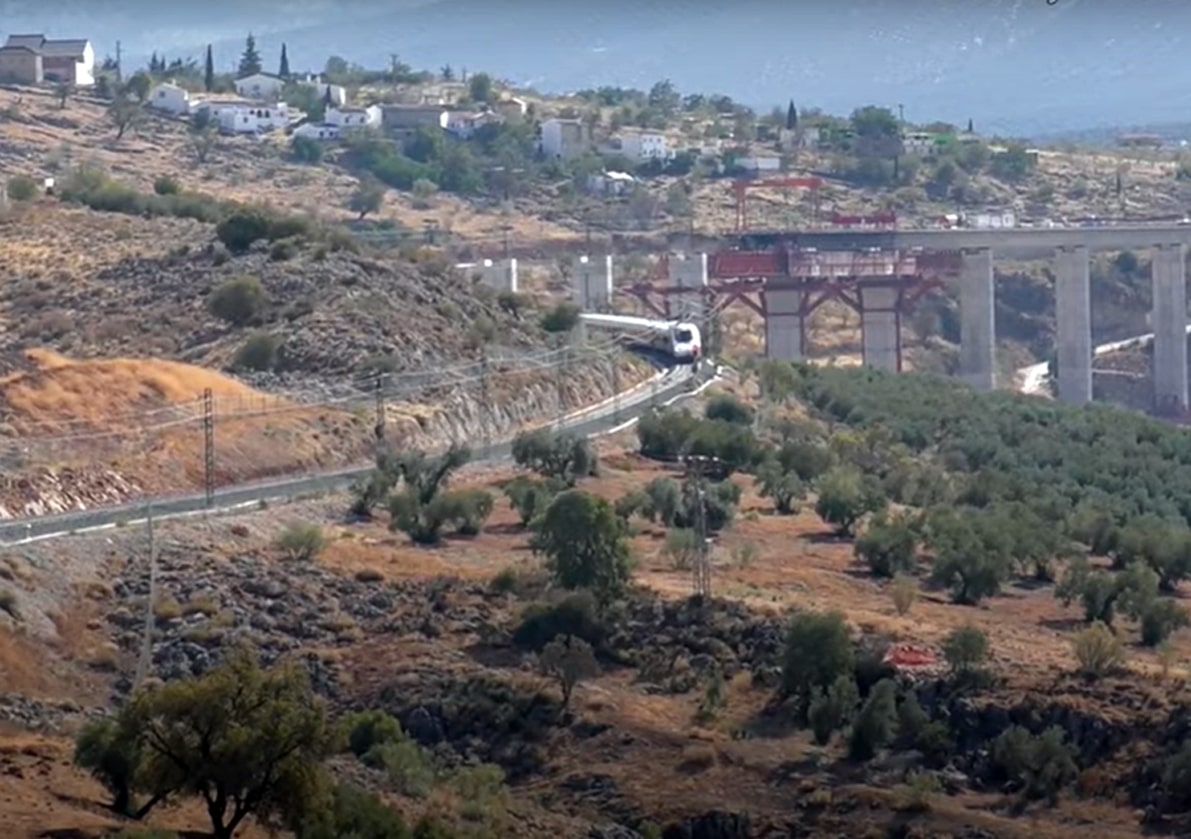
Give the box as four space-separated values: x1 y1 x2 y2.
1055 245 1092 405
764 288 804 362
859 285 901 372
667 253 708 324
1152 243 1188 414
570 255 613 310
959 248 996 390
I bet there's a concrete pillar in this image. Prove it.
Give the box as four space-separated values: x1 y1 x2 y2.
764 289 804 361
1055 245 1092 405
570 255 613 310
959 248 996 390
1151 243 1188 413
859 285 901 372
667 253 708 323
456 259 517 293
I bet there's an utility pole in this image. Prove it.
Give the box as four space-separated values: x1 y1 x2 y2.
389 53 400 87
202 388 215 509
115 41 123 83
373 375 387 457
479 347 492 450
134 501 155 690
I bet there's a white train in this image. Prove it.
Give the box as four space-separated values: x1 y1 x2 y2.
578 313 703 365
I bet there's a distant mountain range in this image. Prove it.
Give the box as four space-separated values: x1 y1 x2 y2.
2 0 1190 138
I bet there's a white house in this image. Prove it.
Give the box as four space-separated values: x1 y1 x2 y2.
540 117 590 160
148 82 191 115
294 74 348 107
195 100 292 134
444 110 501 139
902 132 935 156
618 131 674 162
733 155 781 174
326 104 382 130
293 123 340 141
0 34 94 85
586 171 635 196
234 72 286 101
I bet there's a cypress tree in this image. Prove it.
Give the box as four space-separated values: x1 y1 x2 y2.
279 43 290 78
204 44 215 91
238 33 262 76
786 99 798 130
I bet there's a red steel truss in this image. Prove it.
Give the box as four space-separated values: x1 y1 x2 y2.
619 248 964 371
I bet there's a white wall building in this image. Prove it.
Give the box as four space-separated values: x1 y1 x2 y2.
444 110 502 139
148 82 191 115
733 155 782 174
234 72 286 101
902 132 935 156
586 171 635 195
293 123 341 141
294 74 347 107
196 100 292 134
540 117 590 160
326 104 382 129
619 131 674 162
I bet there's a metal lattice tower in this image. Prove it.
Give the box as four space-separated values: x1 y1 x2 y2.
686 455 715 599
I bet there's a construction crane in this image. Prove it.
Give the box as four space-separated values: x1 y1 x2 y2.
732 176 823 232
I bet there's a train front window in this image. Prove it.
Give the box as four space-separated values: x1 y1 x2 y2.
674 329 693 343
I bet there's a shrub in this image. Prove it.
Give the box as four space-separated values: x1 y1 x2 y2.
511 428 597 486
291 136 324 163
208 275 266 327
941 624 989 677
6 174 39 201
662 528 702 570
780 610 853 718
276 523 327 562
503 476 562 528
889 573 917 616
233 331 283 371
339 710 404 762
848 678 898 760
755 459 804 515
814 467 885 537
436 487 494 536
512 590 605 651
374 738 435 798
216 207 273 253
855 512 918 577
538 634 599 709
926 507 1012 605
991 725 1077 802
539 302 581 333
153 175 180 195
704 392 754 425
1071 621 1124 679
1140 598 1189 647
1163 742 1191 811
806 674 859 745
295 782 411 839
270 238 298 261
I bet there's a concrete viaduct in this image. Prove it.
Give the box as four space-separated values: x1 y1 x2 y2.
765 226 1191 411
463 224 1191 414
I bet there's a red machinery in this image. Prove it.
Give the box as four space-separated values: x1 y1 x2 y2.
732 176 823 231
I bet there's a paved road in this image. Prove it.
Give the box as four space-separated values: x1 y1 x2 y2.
0 362 712 545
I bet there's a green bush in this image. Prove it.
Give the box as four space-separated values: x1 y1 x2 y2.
6 174 39 201
539 302 581 333
208 275 266 326
233 331 284 371
295 782 411 839
991 725 1077 802
814 466 885 537
503 476 562 527
153 175 180 195
339 710 405 762
780 610 853 718
704 392 754 425
806 674 859 745
512 590 605 651
291 136 325 163
217 208 274 253
437 488 494 536
531 489 632 599
854 511 918 577
1071 621 1124 679
511 428 598 486
848 678 898 760
941 624 989 676
276 523 328 562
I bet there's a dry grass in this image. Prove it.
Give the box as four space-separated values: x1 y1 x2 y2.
0 348 272 429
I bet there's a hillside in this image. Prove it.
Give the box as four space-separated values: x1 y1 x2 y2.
4 369 1191 837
